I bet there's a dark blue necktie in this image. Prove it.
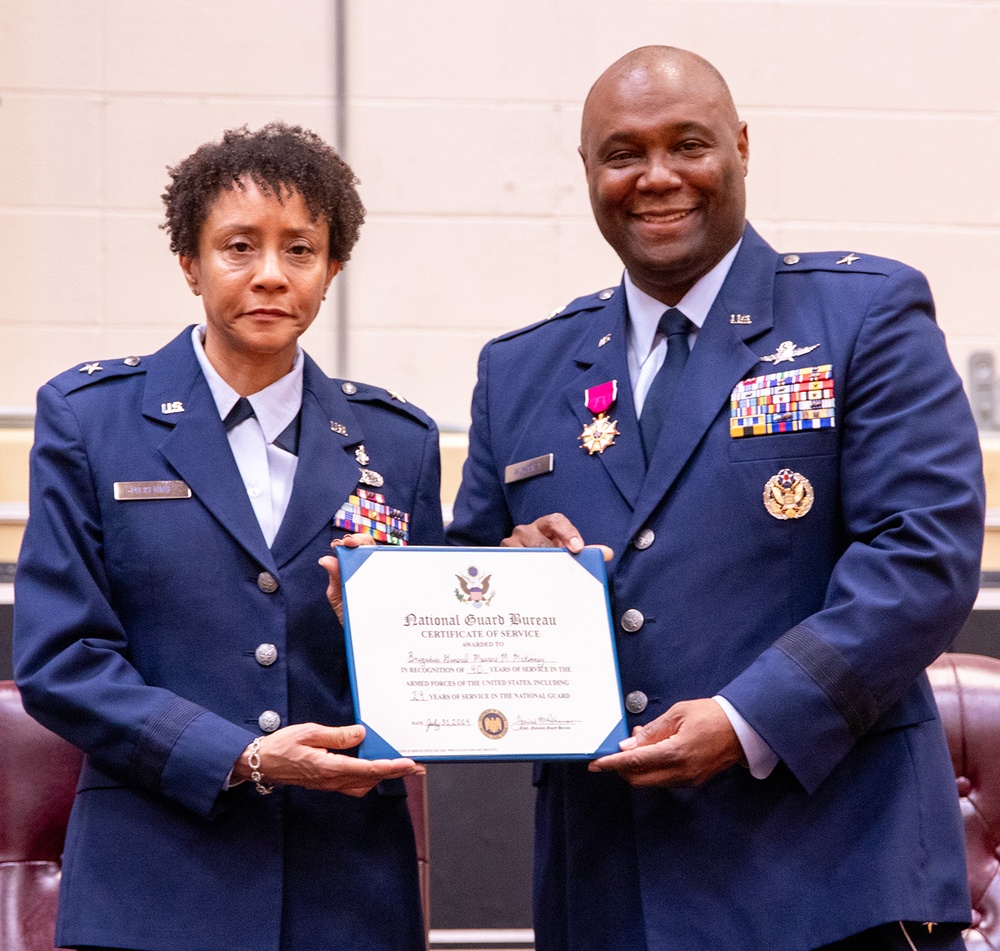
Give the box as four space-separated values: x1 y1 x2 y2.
639 307 693 461
224 397 300 455
224 397 255 431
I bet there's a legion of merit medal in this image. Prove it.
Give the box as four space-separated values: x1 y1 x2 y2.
579 380 620 455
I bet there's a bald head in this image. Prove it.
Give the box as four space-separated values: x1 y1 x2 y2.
582 47 738 152
578 46 748 304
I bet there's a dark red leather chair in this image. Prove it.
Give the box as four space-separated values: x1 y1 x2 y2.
928 652 1000 950
0 681 431 950
0 680 81 951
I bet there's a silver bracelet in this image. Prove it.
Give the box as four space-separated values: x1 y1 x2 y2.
247 737 274 795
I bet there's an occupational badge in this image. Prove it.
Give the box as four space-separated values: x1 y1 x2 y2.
579 380 620 455
760 341 821 365
359 468 385 488
763 468 814 520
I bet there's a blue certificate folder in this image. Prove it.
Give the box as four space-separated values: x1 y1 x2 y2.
337 546 628 762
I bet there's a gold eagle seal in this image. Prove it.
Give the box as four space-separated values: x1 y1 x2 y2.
763 468 814 520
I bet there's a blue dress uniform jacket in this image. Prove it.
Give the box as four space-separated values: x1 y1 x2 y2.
447 225 985 951
13 327 444 951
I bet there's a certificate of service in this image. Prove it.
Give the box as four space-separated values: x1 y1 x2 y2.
337 546 628 761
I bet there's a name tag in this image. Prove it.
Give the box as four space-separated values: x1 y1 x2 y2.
504 453 555 484
114 481 192 501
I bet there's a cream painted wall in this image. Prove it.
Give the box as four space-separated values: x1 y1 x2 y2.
2 0 1000 436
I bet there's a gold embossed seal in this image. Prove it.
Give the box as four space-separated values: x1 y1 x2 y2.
763 468 814 520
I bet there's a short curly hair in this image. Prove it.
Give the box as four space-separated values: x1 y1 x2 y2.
161 122 365 262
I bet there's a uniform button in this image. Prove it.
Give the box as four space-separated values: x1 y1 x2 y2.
258 710 281 732
598 288 615 300
625 691 648 714
255 643 278 667
123 356 141 367
341 382 357 395
783 254 800 266
633 528 655 550
621 609 644 633
257 572 279 594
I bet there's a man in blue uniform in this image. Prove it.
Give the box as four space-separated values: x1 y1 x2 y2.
447 47 985 950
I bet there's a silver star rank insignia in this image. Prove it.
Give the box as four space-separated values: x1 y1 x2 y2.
836 253 860 266
80 363 103 375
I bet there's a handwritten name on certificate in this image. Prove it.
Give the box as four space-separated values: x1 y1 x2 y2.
337 547 628 761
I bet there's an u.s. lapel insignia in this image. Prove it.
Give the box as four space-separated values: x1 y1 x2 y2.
760 341 821 365
730 314 752 325
160 401 184 415
579 380 620 455
330 421 349 436
763 469 814 519
79 362 103 375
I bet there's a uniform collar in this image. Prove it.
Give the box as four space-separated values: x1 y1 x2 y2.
190 325 304 444
624 238 743 367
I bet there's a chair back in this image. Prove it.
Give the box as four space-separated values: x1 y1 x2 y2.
0 680 82 951
0 681 432 949
928 652 1000 950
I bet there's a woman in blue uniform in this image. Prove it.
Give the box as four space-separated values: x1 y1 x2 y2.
14 122 444 951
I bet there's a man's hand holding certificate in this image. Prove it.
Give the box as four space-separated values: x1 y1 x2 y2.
334 547 627 761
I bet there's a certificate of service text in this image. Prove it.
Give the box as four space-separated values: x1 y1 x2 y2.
337 546 628 761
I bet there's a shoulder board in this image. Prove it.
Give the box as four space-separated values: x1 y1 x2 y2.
776 250 906 277
49 355 148 396
492 286 620 344
339 381 434 428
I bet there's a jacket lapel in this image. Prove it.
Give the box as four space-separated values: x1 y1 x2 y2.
629 226 779 535
270 356 364 569
560 289 645 510
143 329 277 573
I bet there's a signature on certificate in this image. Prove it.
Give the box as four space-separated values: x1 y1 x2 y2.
512 714 581 731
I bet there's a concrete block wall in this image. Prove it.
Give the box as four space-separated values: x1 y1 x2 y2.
342 0 1000 430
2 0 999 513
0 0 343 409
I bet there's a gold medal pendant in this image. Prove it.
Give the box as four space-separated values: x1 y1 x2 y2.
579 413 620 455
763 468 814 519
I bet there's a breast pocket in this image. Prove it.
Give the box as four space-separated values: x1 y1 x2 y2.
727 428 838 462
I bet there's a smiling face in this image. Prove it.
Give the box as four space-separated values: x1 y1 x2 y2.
180 178 339 390
580 49 749 305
